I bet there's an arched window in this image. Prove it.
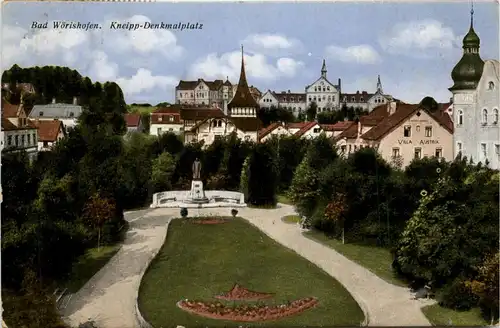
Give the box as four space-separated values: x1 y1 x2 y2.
458 110 463 125
489 81 495 90
494 108 498 124
482 108 488 124
217 120 222 127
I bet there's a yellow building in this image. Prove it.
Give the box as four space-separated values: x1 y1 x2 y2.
333 98 454 168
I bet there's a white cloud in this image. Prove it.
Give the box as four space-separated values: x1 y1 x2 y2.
188 51 304 82
116 68 178 95
379 20 460 57
106 15 184 60
325 45 381 64
242 33 304 56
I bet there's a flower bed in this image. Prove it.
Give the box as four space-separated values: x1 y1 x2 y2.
190 218 229 225
177 297 318 322
215 284 274 301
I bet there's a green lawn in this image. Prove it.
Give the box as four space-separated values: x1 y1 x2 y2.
127 105 157 115
63 245 121 293
281 215 301 224
304 230 406 287
277 194 293 205
139 217 364 327
422 304 490 326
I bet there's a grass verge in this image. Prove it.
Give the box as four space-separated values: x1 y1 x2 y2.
304 230 406 287
422 304 490 326
139 217 364 327
277 194 293 205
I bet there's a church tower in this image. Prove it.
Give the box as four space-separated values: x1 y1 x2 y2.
227 46 260 117
449 4 485 162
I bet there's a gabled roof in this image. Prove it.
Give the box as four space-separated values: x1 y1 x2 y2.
228 48 259 109
176 79 228 91
30 103 82 118
294 121 319 137
320 121 354 131
1 117 37 131
125 113 141 127
258 122 282 139
32 119 64 141
2 102 23 118
305 76 340 91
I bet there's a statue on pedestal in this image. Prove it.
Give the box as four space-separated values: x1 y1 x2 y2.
192 158 202 180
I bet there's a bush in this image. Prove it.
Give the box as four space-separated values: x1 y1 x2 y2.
437 278 479 311
180 208 188 218
231 209 238 217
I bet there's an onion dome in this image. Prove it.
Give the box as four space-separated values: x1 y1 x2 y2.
450 7 484 91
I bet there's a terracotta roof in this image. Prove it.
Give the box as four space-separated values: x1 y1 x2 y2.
258 122 281 139
180 107 225 120
341 91 373 103
2 102 21 118
125 113 141 127
320 121 354 131
228 51 259 109
32 119 63 142
1 117 37 131
273 92 306 103
189 117 211 132
294 121 318 137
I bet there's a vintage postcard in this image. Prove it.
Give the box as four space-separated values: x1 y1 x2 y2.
1 1 499 328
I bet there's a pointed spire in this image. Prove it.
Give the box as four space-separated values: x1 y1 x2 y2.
470 0 474 28
377 75 383 94
321 59 327 78
228 45 258 113
238 44 249 89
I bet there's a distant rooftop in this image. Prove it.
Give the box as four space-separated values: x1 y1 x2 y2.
29 103 83 119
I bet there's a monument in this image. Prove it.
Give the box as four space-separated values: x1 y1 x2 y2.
187 158 208 203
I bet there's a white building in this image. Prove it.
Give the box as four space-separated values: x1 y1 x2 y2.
341 76 396 112
305 60 341 113
150 106 184 136
449 9 500 169
259 90 306 116
1 101 38 160
32 119 65 151
29 97 82 130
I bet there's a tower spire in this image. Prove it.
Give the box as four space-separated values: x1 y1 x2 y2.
376 75 383 94
470 0 474 28
321 59 327 78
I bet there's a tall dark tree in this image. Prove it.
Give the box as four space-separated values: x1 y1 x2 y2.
306 102 318 121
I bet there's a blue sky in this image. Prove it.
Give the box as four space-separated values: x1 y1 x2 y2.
2 2 498 105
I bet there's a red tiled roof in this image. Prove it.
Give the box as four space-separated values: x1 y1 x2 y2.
294 121 318 137
320 121 354 131
2 102 21 118
125 113 141 127
32 119 63 141
1 118 18 131
258 122 281 139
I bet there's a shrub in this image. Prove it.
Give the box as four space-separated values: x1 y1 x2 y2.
437 278 479 310
231 209 238 217
180 207 188 218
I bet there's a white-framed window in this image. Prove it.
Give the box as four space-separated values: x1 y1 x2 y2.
392 147 400 157
495 144 500 156
313 127 321 133
414 147 422 159
493 108 498 124
481 143 487 159
458 110 463 125
416 125 420 132
425 126 432 137
404 126 411 137
7 135 12 146
482 109 488 125
435 148 442 158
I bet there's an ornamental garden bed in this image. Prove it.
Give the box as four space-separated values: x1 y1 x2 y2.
138 217 364 327
214 284 274 301
189 217 229 225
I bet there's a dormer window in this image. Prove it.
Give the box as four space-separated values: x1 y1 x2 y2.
488 81 495 90
158 116 163 122
39 111 44 117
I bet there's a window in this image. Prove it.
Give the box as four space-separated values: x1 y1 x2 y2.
169 116 174 122
7 135 12 146
332 96 335 102
158 116 163 122
354 145 358 151
15 135 19 146
21 135 25 146
489 81 495 90
435 148 442 158
403 126 411 137
33 133 36 143
39 111 44 116
157 128 162 135
348 144 352 153
414 147 422 159
341 145 346 153
360 97 363 102
69 112 74 118
313 128 321 133
309 97 312 102
482 109 488 125
217 120 222 127
27 134 31 145
495 144 500 155
169 128 173 131
327 87 330 91
457 142 462 154
351 97 355 102
416 125 421 132
392 147 400 157
425 126 432 137
493 108 498 124
43 141 48 147
481 143 487 158
458 110 463 125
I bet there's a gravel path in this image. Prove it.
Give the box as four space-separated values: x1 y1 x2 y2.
61 205 431 327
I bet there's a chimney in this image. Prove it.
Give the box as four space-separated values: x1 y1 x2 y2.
52 97 56 104
73 96 78 105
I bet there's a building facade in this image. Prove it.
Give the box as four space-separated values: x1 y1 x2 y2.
258 90 306 116
32 119 65 151
333 99 454 168
341 76 396 112
305 60 341 113
29 97 82 130
1 102 38 160
449 10 500 169
150 106 184 136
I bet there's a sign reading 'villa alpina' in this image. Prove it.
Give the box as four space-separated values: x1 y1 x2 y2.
398 140 439 145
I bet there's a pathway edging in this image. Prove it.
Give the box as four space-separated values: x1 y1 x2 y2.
135 219 172 328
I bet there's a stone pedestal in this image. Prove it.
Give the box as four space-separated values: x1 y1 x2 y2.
187 180 208 202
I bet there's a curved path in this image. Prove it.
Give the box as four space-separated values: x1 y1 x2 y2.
61 205 431 327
